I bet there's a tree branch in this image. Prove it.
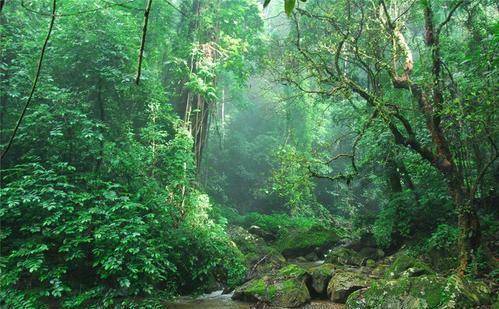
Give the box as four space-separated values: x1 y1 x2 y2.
438 0 465 35
308 165 354 183
135 0 153 85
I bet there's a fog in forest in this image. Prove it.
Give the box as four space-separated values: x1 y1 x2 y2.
1 0 497 307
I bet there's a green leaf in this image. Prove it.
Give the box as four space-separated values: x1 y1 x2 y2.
263 0 271 8
284 0 296 15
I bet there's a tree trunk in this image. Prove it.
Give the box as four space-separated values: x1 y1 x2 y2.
387 159 402 193
446 175 481 274
457 206 481 274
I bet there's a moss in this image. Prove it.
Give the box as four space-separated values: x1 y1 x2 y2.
276 225 339 258
277 264 307 279
366 259 376 268
325 247 365 266
281 279 299 291
385 254 434 279
328 270 370 303
440 274 492 307
267 285 277 300
345 289 367 308
345 275 492 308
371 263 388 278
233 277 278 302
245 278 266 296
308 263 336 295
309 263 335 276
409 276 446 307
273 279 311 307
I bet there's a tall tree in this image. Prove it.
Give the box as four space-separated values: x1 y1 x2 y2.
276 0 497 273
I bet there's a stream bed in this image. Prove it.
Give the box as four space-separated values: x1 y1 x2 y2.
166 260 347 308
166 290 345 308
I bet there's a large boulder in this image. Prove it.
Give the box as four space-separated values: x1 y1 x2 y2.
345 274 492 308
248 225 277 241
327 270 370 303
325 247 365 267
305 251 319 262
228 225 267 257
384 254 434 279
232 276 271 303
370 262 389 278
245 250 286 281
307 263 336 296
276 225 339 258
228 225 286 281
272 278 311 308
442 274 492 308
232 264 311 308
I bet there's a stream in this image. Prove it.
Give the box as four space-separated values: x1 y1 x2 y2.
166 290 345 308
166 290 249 308
166 260 345 308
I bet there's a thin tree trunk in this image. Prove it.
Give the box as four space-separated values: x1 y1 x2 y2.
135 0 153 85
1 0 57 160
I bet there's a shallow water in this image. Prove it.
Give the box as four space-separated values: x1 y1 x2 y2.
166 290 250 308
290 259 325 269
165 289 345 309
166 260 342 308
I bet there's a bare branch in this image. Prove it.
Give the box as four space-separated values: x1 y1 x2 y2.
135 0 153 85
470 153 498 198
326 153 353 164
438 0 465 34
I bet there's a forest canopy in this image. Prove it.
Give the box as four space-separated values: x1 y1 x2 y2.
0 0 497 308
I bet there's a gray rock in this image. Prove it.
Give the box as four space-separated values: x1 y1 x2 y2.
327 270 370 303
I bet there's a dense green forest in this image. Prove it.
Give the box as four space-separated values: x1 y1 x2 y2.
0 0 497 308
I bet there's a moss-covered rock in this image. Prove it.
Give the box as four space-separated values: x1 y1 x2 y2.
370 263 389 278
365 259 376 268
327 270 370 303
228 225 286 281
305 252 319 261
276 225 339 258
307 263 336 296
345 275 492 309
248 225 277 241
384 254 434 279
245 250 286 281
272 279 311 307
232 264 311 307
228 225 266 256
276 264 309 281
440 274 492 307
345 275 445 308
232 277 270 302
325 247 365 267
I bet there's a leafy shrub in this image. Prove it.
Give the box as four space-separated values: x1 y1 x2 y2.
373 191 454 249
234 212 319 236
373 192 414 248
1 162 173 307
0 163 245 307
424 224 459 252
